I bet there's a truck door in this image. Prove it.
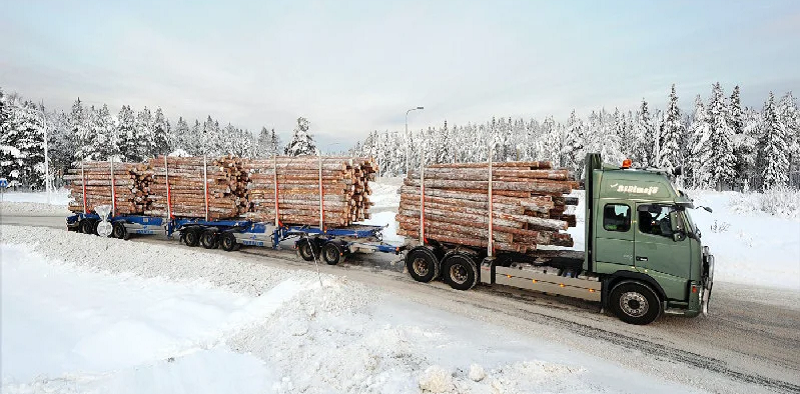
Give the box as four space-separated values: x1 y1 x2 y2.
633 203 691 279
594 201 634 269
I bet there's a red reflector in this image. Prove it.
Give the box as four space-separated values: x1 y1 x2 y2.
692 286 698 293
621 159 632 169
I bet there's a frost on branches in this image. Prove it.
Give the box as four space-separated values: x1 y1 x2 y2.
284 117 316 156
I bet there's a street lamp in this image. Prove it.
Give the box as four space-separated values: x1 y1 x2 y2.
21 106 50 204
405 106 424 175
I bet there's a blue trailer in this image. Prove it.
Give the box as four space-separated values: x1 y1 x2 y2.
66 212 404 265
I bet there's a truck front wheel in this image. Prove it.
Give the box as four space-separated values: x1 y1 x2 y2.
405 246 441 283
610 282 662 325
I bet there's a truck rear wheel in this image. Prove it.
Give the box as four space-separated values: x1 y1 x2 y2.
405 246 441 283
610 282 662 325
322 242 344 265
442 253 478 290
201 230 218 249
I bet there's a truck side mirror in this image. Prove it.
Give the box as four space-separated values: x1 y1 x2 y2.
669 211 685 241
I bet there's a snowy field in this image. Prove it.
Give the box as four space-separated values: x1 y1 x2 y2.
1 226 699 394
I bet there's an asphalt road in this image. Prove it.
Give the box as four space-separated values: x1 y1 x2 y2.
2 214 799 393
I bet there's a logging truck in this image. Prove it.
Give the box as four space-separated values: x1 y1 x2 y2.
403 153 715 325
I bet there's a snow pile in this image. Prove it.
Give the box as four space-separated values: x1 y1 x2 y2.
2 225 694 393
726 186 800 220
0 188 70 205
369 177 402 211
1 201 72 216
1 243 283 393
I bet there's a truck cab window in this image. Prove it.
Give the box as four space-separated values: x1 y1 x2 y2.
603 204 631 232
638 205 674 237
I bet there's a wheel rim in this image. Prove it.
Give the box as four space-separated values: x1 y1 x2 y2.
620 291 649 317
325 246 338 262
449 263 468 285
300 243 311 257
187 233 197 244
224 237 233 248
204 233 214 245
412 258 429 276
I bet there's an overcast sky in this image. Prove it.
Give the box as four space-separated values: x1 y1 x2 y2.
2 0 799 149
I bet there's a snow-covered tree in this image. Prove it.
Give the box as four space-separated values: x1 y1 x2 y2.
687 96 713 188
134 107 154 160
152 107 171 156
778 92 799 187
562 110 586 171
171 117 191 155
631 99 656 167
255 127 272 158
658 84 683 173
117 105 137 162
70 98 91 161
760 92 790 189
284 117 316 156
706 83 736 189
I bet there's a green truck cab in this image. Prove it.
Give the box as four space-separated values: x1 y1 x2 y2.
583 153 714 324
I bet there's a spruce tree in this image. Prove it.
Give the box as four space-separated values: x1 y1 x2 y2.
270 129 281 155
728 86 752 189
688 95 713 188
761 92 790 189
706 83 736 189
284 117 316 156
658 84 683 173
70 98 89 161
632 99 656 167
117 105 136 161
255 126 271 157
152 107 171 155
171 117 191 155
778 92 799 187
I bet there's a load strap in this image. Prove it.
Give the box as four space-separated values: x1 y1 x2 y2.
81 161 87 213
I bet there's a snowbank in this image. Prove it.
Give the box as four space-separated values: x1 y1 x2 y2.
1 201 72 216
2 225 696 394
0 188 70 205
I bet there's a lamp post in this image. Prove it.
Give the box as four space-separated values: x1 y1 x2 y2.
405 106 424 175
22 106 50 204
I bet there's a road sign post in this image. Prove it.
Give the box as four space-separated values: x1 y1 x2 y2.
0 178 7 203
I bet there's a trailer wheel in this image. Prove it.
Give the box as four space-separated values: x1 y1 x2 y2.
322 242 344 265
298 239 319 261
201 230 218 249
81 219 96 235
442 253 478 290
184 228 201 247
405 246 440 283
220 233 237 252
610 281 662 325
112 222 126 239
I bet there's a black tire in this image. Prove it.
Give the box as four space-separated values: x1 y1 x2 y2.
112 222 126 239
322 242 344 265
220 232 237 252
609 281 662 325
442 253 478 290
76 220 84 233
184 228 200 247
81 219 96 235
405 246 441 283
298 239 319 261
201 230 218 249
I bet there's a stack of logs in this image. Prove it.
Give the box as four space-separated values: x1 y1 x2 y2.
144 156 250 220
242 156 378 227
396 161 579 253
66 161 153 214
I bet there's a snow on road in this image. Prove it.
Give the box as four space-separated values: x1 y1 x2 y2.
1 225 700 393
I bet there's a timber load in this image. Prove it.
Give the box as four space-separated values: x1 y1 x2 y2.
65 161 153 214
145 156 250 220
396 161 579 253
242 156 378 227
